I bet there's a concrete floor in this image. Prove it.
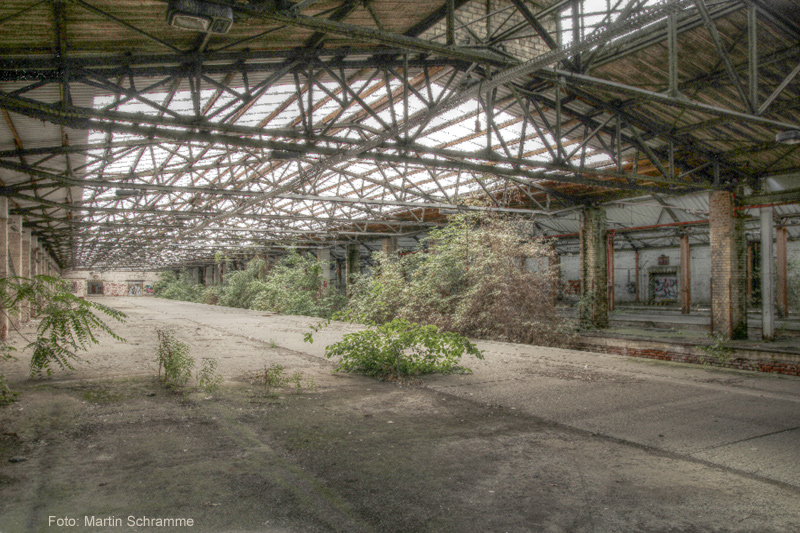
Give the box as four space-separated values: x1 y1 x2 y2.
129 297 800 489
3 297 799 531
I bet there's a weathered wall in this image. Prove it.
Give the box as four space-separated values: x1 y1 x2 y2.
63 270 161 297
559 240 800 307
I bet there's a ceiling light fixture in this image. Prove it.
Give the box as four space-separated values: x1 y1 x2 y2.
167 0 234 34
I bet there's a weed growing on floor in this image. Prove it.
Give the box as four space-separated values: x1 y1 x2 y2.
155 329 224 395
197 358 223 394
155 328 194 389
247 364 316 397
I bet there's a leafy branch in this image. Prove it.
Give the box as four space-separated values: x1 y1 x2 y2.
0 275 126 378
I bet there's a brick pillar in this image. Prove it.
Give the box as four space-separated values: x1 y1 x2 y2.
606 232 615 312
20 228 31 323
680 234 691 314
634 250 640 303
549 251 561 305
0 198 7 340
709 190 747 339
776 226 789 318
381 237 398 257
8 216 21 330
317 248 331 290
346 243 360 296
579 207 608 328
760 207 774 340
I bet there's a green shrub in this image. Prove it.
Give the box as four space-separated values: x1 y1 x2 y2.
251 250 345 318
218 259 265 309
154 270 204 302
310 318 483 381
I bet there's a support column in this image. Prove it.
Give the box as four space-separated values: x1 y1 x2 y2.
32 236 41 277
709 191 747 339
317 248 331 290
8 216 21 331
381 237 398 257
634 249 640 303
579 207 608 328
680 233 691 314
549 250 561 305
760 206 774 340
777 225 789 318
21 228 31 323
606 232 615 312
0 198 7 340
346 243 360 295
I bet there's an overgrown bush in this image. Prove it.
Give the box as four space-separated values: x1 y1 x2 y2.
154 270 204 302
308 318 483 381
218 259 265 309
345 213 575 346
154 253 345 319
250 250 345 317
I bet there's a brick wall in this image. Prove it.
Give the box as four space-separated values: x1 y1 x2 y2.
709 191 747 339
574 335 800 376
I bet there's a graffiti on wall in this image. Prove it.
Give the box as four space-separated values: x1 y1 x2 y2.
565 280 581 296
651 275 678 301
104 283 128 297
70 281 79 294
144 284 154 295
128 283 143 296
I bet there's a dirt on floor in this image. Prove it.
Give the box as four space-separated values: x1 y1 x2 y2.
0 300 798 532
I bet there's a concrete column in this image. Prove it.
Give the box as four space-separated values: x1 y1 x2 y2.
680 234 691 314
32 235 40 277
381 237 398 257
777 226 789 318
0 198 7 340
579 207 608 328
21 228 31 323
606 233 615 312
709 190 747 339
317 248 331 290
204 265 213 286
760 207 774 340
346 243 360 295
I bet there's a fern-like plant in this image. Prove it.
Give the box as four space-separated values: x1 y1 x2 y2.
0 275 126 379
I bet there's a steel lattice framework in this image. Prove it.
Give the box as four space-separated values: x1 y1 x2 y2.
0 0 799 269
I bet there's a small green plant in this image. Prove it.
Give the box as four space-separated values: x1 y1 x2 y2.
197 358 223 394
155 328 194 389
307 318 483 381
253 363 286 395
267 338 278 349
699 333 733 366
